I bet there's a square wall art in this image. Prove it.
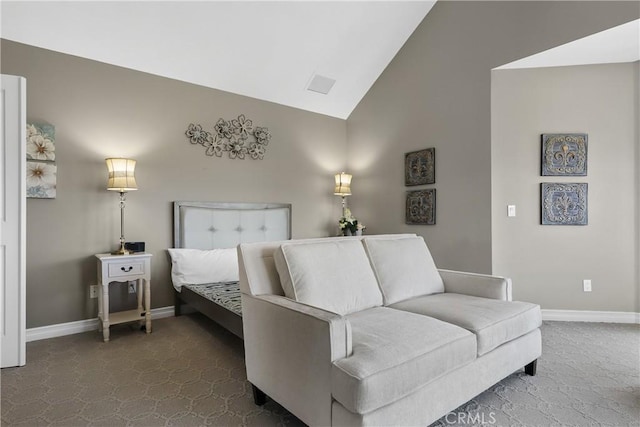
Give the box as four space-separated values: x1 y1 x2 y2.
26 161 57 199
406 189 436 225
26 123 56 199
541 183 587 225
541 133 587 176
27 123 56 161
405 148 435 186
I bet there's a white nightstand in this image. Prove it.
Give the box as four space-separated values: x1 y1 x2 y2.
95 252 153 342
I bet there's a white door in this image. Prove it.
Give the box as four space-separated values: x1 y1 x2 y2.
1 75 27 368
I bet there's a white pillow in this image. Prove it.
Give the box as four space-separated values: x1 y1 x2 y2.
362 236 444 305
273 239 382 316
167 248 239 291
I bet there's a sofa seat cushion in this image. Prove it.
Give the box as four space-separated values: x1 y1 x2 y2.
331 307 476 414
390 293 542 356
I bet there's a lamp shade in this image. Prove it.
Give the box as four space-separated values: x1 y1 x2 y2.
334 172 352 196
106 158 138 192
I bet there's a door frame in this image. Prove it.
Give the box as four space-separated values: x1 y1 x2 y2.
1 74 27 368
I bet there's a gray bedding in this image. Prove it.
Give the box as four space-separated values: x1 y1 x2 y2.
183 281 242 316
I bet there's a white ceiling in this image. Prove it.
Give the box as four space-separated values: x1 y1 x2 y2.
496 19 639 70
1 1 436 119
3 3 637 118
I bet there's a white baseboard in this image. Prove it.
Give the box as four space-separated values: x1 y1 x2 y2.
542 309 640 324
26 307 639 342
26 306 175 342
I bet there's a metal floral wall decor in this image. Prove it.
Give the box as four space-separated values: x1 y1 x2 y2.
405 148 435 186
26 123 57 199
541 133 587 176
185 114 271 160
406 189 436 225
541 182 587 225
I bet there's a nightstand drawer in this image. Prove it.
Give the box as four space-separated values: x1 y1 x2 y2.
108 261 145 278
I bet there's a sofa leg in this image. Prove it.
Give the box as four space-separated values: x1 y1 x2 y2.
252 384 267 406
525 359 537 376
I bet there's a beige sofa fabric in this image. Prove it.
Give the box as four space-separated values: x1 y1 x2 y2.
439 269 512 300
238 234 542 427
237 234 415 296
241 293 352 426
274 239 383 315
390 293 542 355
332 329 542 427
332 306 476 414
363 236 444 304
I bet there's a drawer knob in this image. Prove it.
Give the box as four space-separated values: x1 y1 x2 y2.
121 266 133 272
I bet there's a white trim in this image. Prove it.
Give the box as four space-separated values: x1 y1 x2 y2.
542 309 640 324
26 307 639 342
26 306 175 342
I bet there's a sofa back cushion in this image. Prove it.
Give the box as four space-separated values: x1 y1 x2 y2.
274 239 383 315
363 236 444 305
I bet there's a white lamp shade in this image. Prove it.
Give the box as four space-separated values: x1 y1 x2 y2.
106 158 138 191
334 172 352 196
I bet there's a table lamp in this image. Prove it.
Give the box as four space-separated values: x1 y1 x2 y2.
334 172 352 217
106 158 138 255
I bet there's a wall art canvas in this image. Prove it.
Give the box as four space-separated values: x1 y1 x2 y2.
27 123 56 161
405 148 435 186
26 161 57 199
406 189 436 225
541 133 587 176
26 123 56 199
541 183 587 225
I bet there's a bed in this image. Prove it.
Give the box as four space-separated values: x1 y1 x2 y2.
171 201 291 338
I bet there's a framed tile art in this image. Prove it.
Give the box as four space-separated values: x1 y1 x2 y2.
406 189 436 225
541 182 587 225
541 133 587 176
405 148 435 186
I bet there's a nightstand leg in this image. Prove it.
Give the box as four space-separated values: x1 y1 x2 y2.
136 279 145 330
136 279 143 311
101 283 110 342
144 278 152 333
97 268 103 333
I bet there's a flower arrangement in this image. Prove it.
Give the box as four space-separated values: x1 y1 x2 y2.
339 208 365 235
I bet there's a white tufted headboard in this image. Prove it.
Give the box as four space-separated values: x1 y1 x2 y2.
173 201 291 250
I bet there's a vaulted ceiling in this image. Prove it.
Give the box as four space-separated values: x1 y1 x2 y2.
2 2 637 119
1 1 436 119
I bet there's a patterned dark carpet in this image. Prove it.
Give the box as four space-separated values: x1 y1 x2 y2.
1 315 638 426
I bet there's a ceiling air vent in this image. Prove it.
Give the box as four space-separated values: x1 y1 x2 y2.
307 74 336 95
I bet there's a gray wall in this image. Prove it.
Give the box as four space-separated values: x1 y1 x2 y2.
346 1 638 274
1 40 347 328
492 63 638 311
3 2 640 328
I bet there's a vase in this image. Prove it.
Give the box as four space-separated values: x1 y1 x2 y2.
344 229 353 236
355 230 362 236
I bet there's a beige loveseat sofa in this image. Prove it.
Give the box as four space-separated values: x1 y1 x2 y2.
238 234 541 426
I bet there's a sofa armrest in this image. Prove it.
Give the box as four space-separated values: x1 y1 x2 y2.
439 269 512 301
241 293 351 427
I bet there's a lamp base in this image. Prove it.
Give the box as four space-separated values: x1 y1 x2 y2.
111 243 132 256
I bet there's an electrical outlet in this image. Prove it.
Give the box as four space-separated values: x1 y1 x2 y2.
90 285 98 299
128 282 137 294
583 279 592 292
507 205 516 217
